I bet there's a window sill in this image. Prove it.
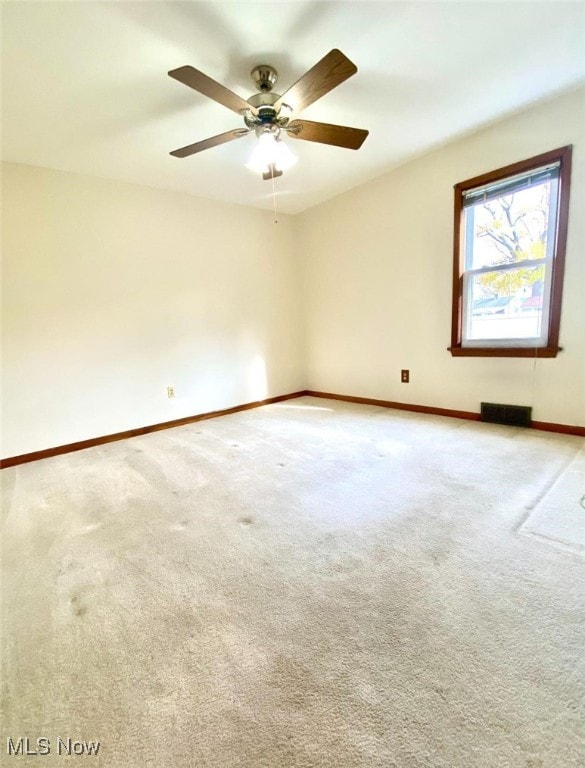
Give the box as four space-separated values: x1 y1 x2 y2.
448 346 562 358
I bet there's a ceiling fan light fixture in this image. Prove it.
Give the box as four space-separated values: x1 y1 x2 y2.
168 50 368 170
273 138 297 172
246 130 297 176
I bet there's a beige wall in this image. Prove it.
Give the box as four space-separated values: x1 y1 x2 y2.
1 164 303 457
297 87 585 427
2 88 584 460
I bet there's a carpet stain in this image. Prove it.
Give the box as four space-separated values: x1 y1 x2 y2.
239 516 254 527
70 594 87 618
434 685 448 702
57 557 76 576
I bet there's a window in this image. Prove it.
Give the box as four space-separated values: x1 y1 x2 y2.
450 146 572 357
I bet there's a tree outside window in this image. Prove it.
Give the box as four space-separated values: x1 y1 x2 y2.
450 146 572 357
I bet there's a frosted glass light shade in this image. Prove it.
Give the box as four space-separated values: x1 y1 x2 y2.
246 132 297 174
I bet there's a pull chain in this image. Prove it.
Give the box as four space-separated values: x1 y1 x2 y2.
271 167 278 224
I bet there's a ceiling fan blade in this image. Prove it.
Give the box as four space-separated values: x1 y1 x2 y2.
170 129 251 158
168 65 256 116
274 49 357 113
287 119 368 150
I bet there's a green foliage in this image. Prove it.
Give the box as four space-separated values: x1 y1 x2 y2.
475 186 549 298
478 264 544 297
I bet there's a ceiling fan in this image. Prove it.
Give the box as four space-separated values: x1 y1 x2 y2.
168 49 369 180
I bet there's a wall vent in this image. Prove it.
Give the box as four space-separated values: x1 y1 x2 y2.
481 402 532 428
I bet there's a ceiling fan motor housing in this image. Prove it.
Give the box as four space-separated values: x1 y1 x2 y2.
244 94 290 130
250 65 278 92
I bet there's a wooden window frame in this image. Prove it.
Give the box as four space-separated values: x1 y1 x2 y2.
449 145 572 358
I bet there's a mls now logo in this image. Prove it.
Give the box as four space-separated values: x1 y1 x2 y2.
7 737 101 756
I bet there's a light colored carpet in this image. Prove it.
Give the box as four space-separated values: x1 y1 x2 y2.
519 446 585 555
1 396 584 768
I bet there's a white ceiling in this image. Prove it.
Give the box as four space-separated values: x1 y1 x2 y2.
2 1 584 214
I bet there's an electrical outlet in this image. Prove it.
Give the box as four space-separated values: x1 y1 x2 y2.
167 386 175 399
401 369 410 383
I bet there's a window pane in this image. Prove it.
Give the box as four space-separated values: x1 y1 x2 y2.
464 179 555 270
464 265 548 344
